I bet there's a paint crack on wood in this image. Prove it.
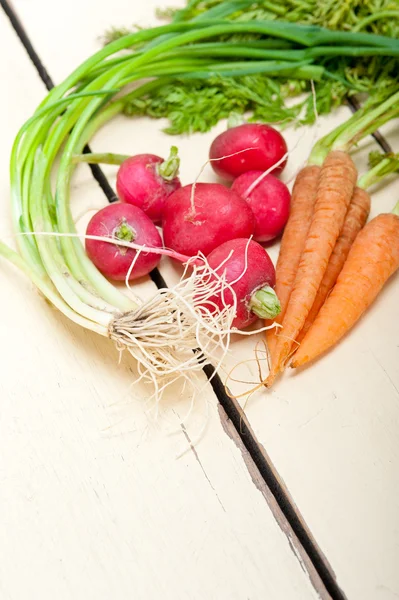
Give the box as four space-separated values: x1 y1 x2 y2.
371 351 399 397
180 423 227 513
299 393 337 429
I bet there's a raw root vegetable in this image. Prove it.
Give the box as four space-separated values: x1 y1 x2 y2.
74 148 181 224
292 211 399 368
85 203 163 281
265 90 399 385
205 238 280 329
232 171 291 242
266 151 358 386
296 186 371 344
209 124 288 182
265 165 320 360
294 152 399 345
162 182 255 257
116 147 181 223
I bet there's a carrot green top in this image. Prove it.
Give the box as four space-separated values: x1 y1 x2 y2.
308 89 399 166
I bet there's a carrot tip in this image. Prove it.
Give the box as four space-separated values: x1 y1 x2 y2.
291 355 308 368
265 372 277 388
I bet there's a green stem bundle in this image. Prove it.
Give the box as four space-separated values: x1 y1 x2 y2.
308 89 399 166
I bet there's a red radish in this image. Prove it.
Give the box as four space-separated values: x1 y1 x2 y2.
209 123 288 181
232 171 291 242
162 183 255 257
116 146 181 223
86 203 162 281
205 238 280 329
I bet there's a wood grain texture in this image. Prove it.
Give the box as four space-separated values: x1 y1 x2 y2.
0 4 326 600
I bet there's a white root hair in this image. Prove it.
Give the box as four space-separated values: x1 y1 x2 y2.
110 247 277 409
109 255 238 404
189 147 258 213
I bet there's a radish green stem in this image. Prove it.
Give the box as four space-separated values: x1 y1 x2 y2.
157 146 180 181
114 220 136 243
250 286 281 320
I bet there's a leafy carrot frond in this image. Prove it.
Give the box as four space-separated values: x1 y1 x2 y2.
368 150 399 172
100 26 136 46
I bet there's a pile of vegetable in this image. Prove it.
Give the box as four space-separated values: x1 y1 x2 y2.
80 120 288 327
265 90 399 385
1 5 399 399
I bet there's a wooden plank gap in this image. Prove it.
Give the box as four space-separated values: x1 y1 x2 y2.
218 402 333 600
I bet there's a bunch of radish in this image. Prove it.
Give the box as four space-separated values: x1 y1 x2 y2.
85 122 291 329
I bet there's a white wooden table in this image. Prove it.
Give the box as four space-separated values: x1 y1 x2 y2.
1 2 398 599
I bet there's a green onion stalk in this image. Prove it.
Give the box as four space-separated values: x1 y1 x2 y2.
1 19 399 397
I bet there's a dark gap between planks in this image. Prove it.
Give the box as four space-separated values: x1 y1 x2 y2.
4 2 393 598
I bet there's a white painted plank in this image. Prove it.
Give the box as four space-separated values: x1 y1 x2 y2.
0 5 325 600
14 2 399 597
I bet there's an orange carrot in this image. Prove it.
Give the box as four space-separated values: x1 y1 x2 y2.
266 150 358 386
266 165 321 362
296 186 371 344
292 212 399 368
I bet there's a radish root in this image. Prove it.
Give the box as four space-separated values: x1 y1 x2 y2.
189 147 258 214
108 255 239 404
